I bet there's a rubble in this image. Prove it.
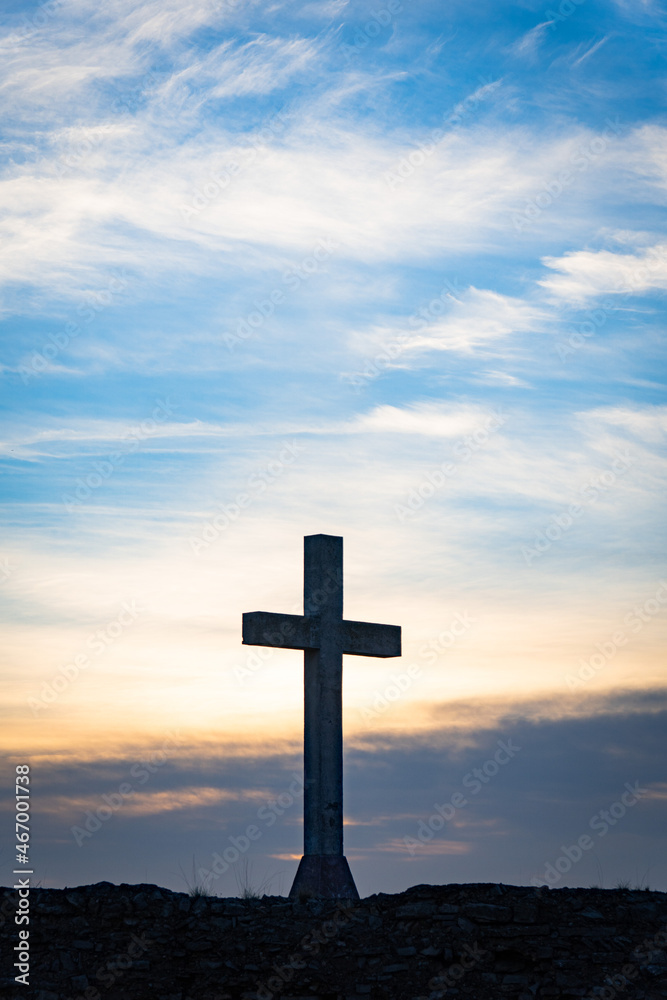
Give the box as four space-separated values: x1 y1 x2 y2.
1 881 666 999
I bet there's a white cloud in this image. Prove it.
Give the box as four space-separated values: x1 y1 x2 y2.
508 21 553 59
473 370 530 388
0 418 255 460
0 0 664 317
344 287 549 386
299 0 349 17
610 0 663 20
402 288 547 354
571 35 610 68
1 0 648 305
152 35 321 108
539 244 667 302
0 0 288 119
0 402 504 459
0 125 571 296
350 402 501 438
628 125 667 194
582 405 667 443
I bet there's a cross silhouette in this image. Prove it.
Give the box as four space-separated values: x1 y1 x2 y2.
242 534 401 898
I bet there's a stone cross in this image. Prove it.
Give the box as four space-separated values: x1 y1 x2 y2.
242 534 401 899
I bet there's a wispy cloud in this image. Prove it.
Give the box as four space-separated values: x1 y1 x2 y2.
401 288 548 355
540 243 667 301
582 405 667 443
572 35 610 68
508 20 553 59
350 401 502 437
610 0 664 21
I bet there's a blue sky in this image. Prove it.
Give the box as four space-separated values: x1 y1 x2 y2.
1 0 666 894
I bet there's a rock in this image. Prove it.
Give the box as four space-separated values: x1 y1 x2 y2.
514 901 539 923
456 916 476 932
59 950 75 971
438 903 459 914
396 902 436 918
0 881 665 998
464 903 513 923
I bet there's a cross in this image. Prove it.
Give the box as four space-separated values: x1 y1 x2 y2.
242 534 401 899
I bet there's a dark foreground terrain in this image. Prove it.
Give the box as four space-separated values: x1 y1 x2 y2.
1 881 666 999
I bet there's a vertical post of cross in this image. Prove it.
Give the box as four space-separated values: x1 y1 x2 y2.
303 534 344 858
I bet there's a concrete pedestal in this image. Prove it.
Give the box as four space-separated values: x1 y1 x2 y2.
288 855 360 900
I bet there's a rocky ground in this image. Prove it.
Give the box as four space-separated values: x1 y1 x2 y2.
1 881 666 1000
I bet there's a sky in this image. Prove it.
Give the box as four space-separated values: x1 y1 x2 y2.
0 0 666 897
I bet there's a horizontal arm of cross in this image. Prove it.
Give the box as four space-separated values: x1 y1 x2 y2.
242 611 317 650
342 619 401 657
242 611 401 658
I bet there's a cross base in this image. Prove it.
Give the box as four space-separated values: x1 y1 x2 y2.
288 855 360 900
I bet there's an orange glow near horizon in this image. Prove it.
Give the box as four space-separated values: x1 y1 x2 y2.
5 683 667 763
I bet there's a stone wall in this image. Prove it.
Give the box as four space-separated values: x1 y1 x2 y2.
1 881 666 1000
